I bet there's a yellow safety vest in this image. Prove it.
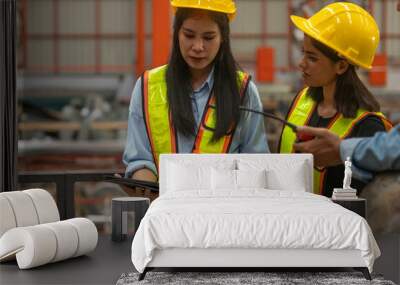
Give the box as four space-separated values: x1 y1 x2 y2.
142 65 250 169
279 88 392 195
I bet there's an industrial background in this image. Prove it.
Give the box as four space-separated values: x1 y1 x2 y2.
16 0 400 236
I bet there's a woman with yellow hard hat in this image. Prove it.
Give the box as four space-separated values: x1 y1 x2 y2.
123 0 269 182
279 2 392 197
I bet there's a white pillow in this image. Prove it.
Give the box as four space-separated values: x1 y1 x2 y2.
236 169 267 189
211 168 236 190
266 167 306 191
237 159 308 192
167 162 211 191
211 169 268 190
167 159 236 192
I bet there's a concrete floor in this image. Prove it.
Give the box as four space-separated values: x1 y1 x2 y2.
0 236 133 285
374 234 400 284
1 234 398 285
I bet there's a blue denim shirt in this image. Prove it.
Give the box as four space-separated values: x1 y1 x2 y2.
340 124 400 182
123 69 270 177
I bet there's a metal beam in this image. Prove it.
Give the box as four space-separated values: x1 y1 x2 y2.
0 0 17 192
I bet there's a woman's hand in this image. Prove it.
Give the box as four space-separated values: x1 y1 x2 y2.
293 126 343 168
132 168 157 182
132 169 158 200
114 169 157 198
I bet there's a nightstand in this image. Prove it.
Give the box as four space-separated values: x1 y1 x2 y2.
111 197 150 242
331 198 366 218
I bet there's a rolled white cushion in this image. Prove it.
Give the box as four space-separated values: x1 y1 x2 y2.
42 221 79 262
0 226 57 269
0 192 39 227
65 218 98 257
0 196 17 237
0 218 98 269
23 189 60 223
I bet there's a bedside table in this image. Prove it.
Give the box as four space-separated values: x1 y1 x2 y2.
111 197 150 242
331 198 366 218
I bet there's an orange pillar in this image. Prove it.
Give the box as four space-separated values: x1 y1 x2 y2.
152 0 171 68
256 47 275 82
369 54 387 86
136 0 145 76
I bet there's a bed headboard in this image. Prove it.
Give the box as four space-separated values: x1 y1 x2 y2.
159 154 313 195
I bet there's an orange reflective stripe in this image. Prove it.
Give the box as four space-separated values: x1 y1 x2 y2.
194 98 232 154
313 168 326 195
340 112 373 139
341 112 393 139
382 118 393 131
194 72 250 154
192 102 212 153
326 113 340 129
142 71 158 167
341 112 372 138
319 170 327 195
222 133 232 153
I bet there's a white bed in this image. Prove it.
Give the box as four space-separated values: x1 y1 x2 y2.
131 154 380 280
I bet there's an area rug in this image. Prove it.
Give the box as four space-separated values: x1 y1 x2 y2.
116 271 396 285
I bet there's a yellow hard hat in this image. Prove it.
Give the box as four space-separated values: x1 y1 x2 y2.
171 0 236 21
291 2 379 69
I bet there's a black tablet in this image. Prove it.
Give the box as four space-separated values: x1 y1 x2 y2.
103 175 159 192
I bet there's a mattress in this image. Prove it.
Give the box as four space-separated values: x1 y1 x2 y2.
131 190 380 273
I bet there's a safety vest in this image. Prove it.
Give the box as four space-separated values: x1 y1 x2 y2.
279 87 392 195
142 65 250 169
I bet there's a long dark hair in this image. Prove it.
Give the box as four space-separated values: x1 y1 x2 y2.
308 38 380 118
166 8 241 141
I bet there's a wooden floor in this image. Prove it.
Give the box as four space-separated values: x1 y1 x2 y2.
0 236 133 285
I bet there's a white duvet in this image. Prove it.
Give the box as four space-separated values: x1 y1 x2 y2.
131 190 380 273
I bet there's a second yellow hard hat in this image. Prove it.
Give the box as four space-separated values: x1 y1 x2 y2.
170 0 236 21
291 2 380 69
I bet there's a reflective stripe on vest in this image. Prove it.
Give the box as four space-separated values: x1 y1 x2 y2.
142 65 250 168
142 65 176 168
192 71 250 154
279 87 392 195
